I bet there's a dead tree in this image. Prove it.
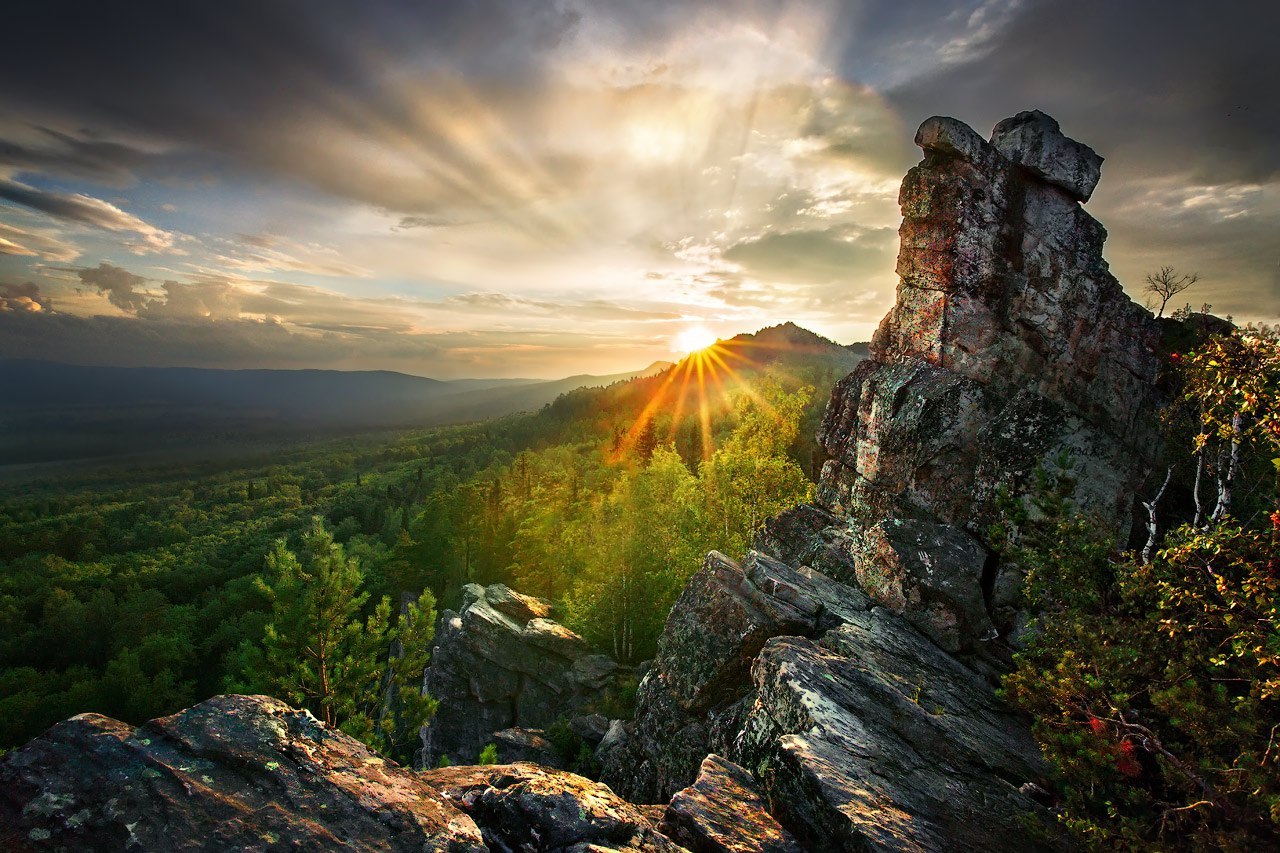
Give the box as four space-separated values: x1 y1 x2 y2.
1145 266 1199 318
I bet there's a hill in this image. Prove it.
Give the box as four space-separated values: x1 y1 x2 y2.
0 360 666 468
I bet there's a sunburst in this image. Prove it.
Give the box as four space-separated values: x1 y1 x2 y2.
610 330 790 464
673 326 718 354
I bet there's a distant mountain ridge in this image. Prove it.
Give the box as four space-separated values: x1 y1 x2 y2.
0 325 860 468
0 360 666 466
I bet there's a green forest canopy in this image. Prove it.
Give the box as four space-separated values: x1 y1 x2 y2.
0 338 849 750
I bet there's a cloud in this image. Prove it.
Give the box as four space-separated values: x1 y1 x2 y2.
723 226 897 285
0 221 81 262
0 0 1275 372
0 127 158 186
76 262 151 312
0 282 52 313
208 234 367 277
0 179 176 251
0 302 667 377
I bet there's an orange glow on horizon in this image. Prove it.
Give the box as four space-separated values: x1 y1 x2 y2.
609 333 793 464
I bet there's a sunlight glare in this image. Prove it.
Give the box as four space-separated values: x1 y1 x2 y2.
674 326 718 354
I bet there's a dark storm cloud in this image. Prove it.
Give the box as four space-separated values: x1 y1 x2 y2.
887 0 1280 185
0 129 150 186
0 1 587 197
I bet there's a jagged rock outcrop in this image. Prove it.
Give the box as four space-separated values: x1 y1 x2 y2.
599 550 871 802
420 583 625 767
604 110 1157 850
3 695 811 852
815 109 1160 648
598 550 1061 850
0 695 489 852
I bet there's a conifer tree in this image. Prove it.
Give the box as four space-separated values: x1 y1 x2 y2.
230 517 437 760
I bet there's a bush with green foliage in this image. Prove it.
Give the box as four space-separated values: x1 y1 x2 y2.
999 327 1280 850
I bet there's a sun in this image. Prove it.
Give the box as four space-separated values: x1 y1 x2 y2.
673 326 718 355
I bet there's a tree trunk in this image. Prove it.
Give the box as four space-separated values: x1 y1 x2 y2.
1212 413 1244 522
1142 467 1173 564
1192 450 1205 528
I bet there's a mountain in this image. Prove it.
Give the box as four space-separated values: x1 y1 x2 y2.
0 360 666 467
428 361 673 424
0 323 860 470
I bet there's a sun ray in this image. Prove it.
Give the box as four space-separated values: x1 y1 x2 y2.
666 355 696 443
693 352 714 461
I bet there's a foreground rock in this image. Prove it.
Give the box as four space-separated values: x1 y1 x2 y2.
0 694 487 852
599 550 871 802
660 755 802 853
420 583 625 767
738 625 1057 851
422 762 682 852
600 551 1060 850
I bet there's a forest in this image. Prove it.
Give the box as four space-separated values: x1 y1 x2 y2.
0 325 858 752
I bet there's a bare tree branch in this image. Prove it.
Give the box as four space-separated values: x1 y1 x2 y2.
1145 266 1200 318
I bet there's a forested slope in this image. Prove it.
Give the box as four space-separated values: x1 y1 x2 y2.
0 323 861 749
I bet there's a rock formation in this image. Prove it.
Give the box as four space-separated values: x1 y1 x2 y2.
600 109 1161 850
1 694 795 852
810 109 1161 655
419 583 626 767
0 695 490 852
819 109 1161 647
0 110 1163 852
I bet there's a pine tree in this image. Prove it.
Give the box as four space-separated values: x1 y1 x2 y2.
231 518 438 760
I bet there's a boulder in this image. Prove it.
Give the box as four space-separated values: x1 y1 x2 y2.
600 552 872 802
850 517 994 654
570 713 612 748
491 727 566 768
421 763 684 852
737 626 1062 851
660 754 803 853
0 695 487 852
420 583 625 768
990 109 1103 202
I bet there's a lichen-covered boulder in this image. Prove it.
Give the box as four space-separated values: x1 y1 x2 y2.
0 695 487 852
421 763 685 852
851 517 994 654
737 625 1063 852
660 754 802 853
420 583 626 768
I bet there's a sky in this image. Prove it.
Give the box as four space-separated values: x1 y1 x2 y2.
0 0 1275 378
